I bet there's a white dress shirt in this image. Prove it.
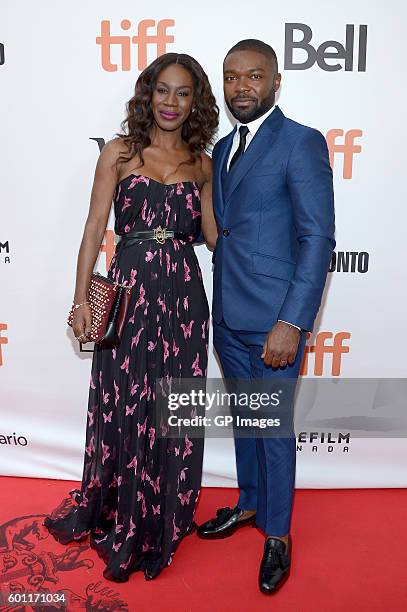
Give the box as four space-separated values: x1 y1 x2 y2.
226 104 301 333
227 104 276 170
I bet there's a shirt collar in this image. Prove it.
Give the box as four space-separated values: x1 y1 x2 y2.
236 104 276 138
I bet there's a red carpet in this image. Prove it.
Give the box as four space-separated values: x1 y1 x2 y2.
0 477 406 611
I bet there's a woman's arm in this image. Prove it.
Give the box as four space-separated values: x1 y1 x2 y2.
71 138 122 342
199 153 218 250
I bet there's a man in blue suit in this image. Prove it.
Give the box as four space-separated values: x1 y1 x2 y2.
197 39 335 594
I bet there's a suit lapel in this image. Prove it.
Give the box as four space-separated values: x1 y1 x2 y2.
223 106 285 204
214 127 236 217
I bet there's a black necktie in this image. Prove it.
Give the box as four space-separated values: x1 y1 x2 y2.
229 125 249 171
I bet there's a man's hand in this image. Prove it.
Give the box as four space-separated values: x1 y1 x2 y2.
261 321 301 368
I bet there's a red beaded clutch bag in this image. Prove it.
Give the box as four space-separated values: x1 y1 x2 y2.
68 272 132 348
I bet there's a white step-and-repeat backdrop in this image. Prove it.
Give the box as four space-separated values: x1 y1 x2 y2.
1 1 406 488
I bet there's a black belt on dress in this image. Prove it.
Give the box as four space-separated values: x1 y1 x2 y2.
118 226 191 246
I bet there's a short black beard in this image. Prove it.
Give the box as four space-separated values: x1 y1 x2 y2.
226 87 275 123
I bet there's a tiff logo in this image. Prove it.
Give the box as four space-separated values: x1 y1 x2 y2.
326 129 362 179
300 332 351 376
0 324 8 367
96 19 175 71
285 23 367 72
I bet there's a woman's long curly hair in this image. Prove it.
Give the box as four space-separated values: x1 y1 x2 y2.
115 53 219 172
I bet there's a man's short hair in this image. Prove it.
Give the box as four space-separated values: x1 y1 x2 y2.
224 39 278 71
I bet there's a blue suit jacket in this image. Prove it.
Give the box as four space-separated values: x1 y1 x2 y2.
200 105 335 332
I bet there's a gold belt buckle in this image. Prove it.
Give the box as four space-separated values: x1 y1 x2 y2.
153 225 166 244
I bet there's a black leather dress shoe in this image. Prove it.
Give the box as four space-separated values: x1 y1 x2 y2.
197 506 256 539
259 536 291 594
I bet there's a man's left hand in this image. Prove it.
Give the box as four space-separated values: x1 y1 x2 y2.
261 321 301 368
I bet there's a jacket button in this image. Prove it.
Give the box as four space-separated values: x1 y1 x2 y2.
223 229 230 237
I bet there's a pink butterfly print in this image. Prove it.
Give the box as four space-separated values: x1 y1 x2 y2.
173 338 180 357
137 491 147 517
163 337 169 363
102 389 110 405
157 295 166 313
194 186 200 198
159 248 163 267
130 380 140 396
126 516 136 540
126 455 138 474
137 416 147 437
109 473 119 488
183 435 193 460
115 522 124 534
176 297 180 318
87 407 95 426
186 193 202 219
141 466 146 481
115 183 122 202
176 182 184 194
180 320 194 339
112 347 117 360
94 534 108 544
129 175 149 188
157 325 162 337
191 406 197 418
79 491 89 508
126 403 137 416
148 339 157 351
172 517 180 542
135 283 146 310
143 299 150 315
146 210 156 227
99 370 103 385
101 441 110 465
140 373 148 399
90 375 96 390
171 262 177 272
85 434 95 457
183 296 189 311
114 380 120 406
178 489 193 506
148 475 160 494
149 426 155 449
120 355 130 374
141 198 148 220
174 445 180 456
183 258 191 281
173 239 180 251
180 467 189 481
165 201 171 225
113 542 122 552
142 542 150 552
152 504 161 515
145 250 157 262
131 327 144 349
201 321 207 340
121 195 132 212
192 353 203 376
88 474 101 488
124 224 131 233
166 252 171 276
129 267 137 287
103 410 112 423
119 554 133 570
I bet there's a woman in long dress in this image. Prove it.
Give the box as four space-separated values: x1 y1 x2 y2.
43 53 219 582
